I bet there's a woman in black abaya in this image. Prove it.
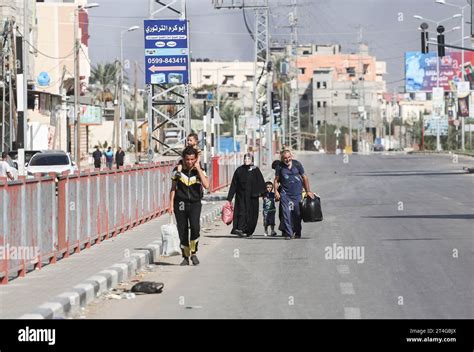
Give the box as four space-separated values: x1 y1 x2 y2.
226 153 266 237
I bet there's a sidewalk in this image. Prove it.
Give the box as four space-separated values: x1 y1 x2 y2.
0 164 272 319
0 199 225 319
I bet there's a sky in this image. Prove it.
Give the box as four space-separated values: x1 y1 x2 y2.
88 0 473 90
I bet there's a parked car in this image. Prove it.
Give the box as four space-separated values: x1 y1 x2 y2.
373 144 385 152
26 151 77 177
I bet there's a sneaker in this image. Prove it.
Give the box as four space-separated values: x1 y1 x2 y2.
180 258 190 266
190 255 200 266
285 236 292 240
294 233 301 239
271 231 277 237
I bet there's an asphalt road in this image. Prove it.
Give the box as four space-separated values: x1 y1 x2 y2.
83 152 474 319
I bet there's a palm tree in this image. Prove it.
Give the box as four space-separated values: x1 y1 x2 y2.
218 97 241 134
89 61 125 104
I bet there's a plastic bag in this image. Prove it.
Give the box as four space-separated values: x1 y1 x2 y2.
161 216 181 256
222 202 234 225
300 195 323 223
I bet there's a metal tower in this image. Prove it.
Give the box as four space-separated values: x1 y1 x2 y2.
147 0 191 160
288 0 301 151
213 0 270 165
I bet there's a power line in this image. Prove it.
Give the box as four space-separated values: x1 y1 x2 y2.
16 28 75 60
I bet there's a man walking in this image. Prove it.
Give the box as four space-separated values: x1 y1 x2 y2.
92 146 102 169
115 147 125 169
274 150 315 240
168 146 209 266
0 152 14 181
105 147 114 169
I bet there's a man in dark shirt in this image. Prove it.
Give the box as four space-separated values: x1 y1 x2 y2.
169 146 209 266
274 150 315 240
115 147 125 169
92 146 102 169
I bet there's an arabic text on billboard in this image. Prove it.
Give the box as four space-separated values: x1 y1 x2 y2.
144 19 189 85
405 51 474 92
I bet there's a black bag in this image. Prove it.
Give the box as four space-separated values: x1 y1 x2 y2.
130 281 164 294
300 196 323 222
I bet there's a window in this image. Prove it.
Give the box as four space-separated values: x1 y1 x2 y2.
228 92 239 99
316 82 321 89
322 82 327 89
246 75 254 81
363 64 369 75
299 68 306 75
323 101 327 108
334 113 338 117
317 101 321 108
346 67 356 77
224 75 235 81
30 154 69 166
194 92 208 100
204 75 211 79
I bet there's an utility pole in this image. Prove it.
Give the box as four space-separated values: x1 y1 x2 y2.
213 0 270 164
20 0 29 150
74 7 81 168
113 60 121 150
1 18 14 153
289 0 301 151
134 60 138 162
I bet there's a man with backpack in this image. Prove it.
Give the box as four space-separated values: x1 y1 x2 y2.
274 150 315 240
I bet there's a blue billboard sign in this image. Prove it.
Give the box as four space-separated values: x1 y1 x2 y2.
143 19 189 85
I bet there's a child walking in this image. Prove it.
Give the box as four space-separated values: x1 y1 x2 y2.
262 181 277 236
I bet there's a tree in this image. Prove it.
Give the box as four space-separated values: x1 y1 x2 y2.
88 61 128 104
218 97 241 134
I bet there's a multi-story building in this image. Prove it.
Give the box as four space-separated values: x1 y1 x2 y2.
33 0 93 152
1 0 94 153
292 43 387 143
190 60 258 119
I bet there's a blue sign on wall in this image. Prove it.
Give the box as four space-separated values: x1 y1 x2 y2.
144 19 189 85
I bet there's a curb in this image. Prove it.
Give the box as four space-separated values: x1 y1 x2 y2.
18 203 225 320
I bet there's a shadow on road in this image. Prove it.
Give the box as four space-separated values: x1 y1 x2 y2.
364 214 474 220
381 237 470 241
352 171 469 177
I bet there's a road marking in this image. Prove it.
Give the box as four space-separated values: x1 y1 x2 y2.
344 307 361 319
340 282 355 295
337 264 350 275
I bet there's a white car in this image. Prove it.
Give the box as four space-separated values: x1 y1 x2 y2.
26 151 77 177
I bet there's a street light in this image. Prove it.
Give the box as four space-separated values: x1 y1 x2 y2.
74 3 100 170
436 0 470 151
428 26 461 41
120 25 140 150
414 14 460 152
414 14 461 88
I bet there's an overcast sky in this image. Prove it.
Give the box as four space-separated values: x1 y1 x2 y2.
88 0 472 90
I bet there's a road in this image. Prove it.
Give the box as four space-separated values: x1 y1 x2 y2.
82 152 474 319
